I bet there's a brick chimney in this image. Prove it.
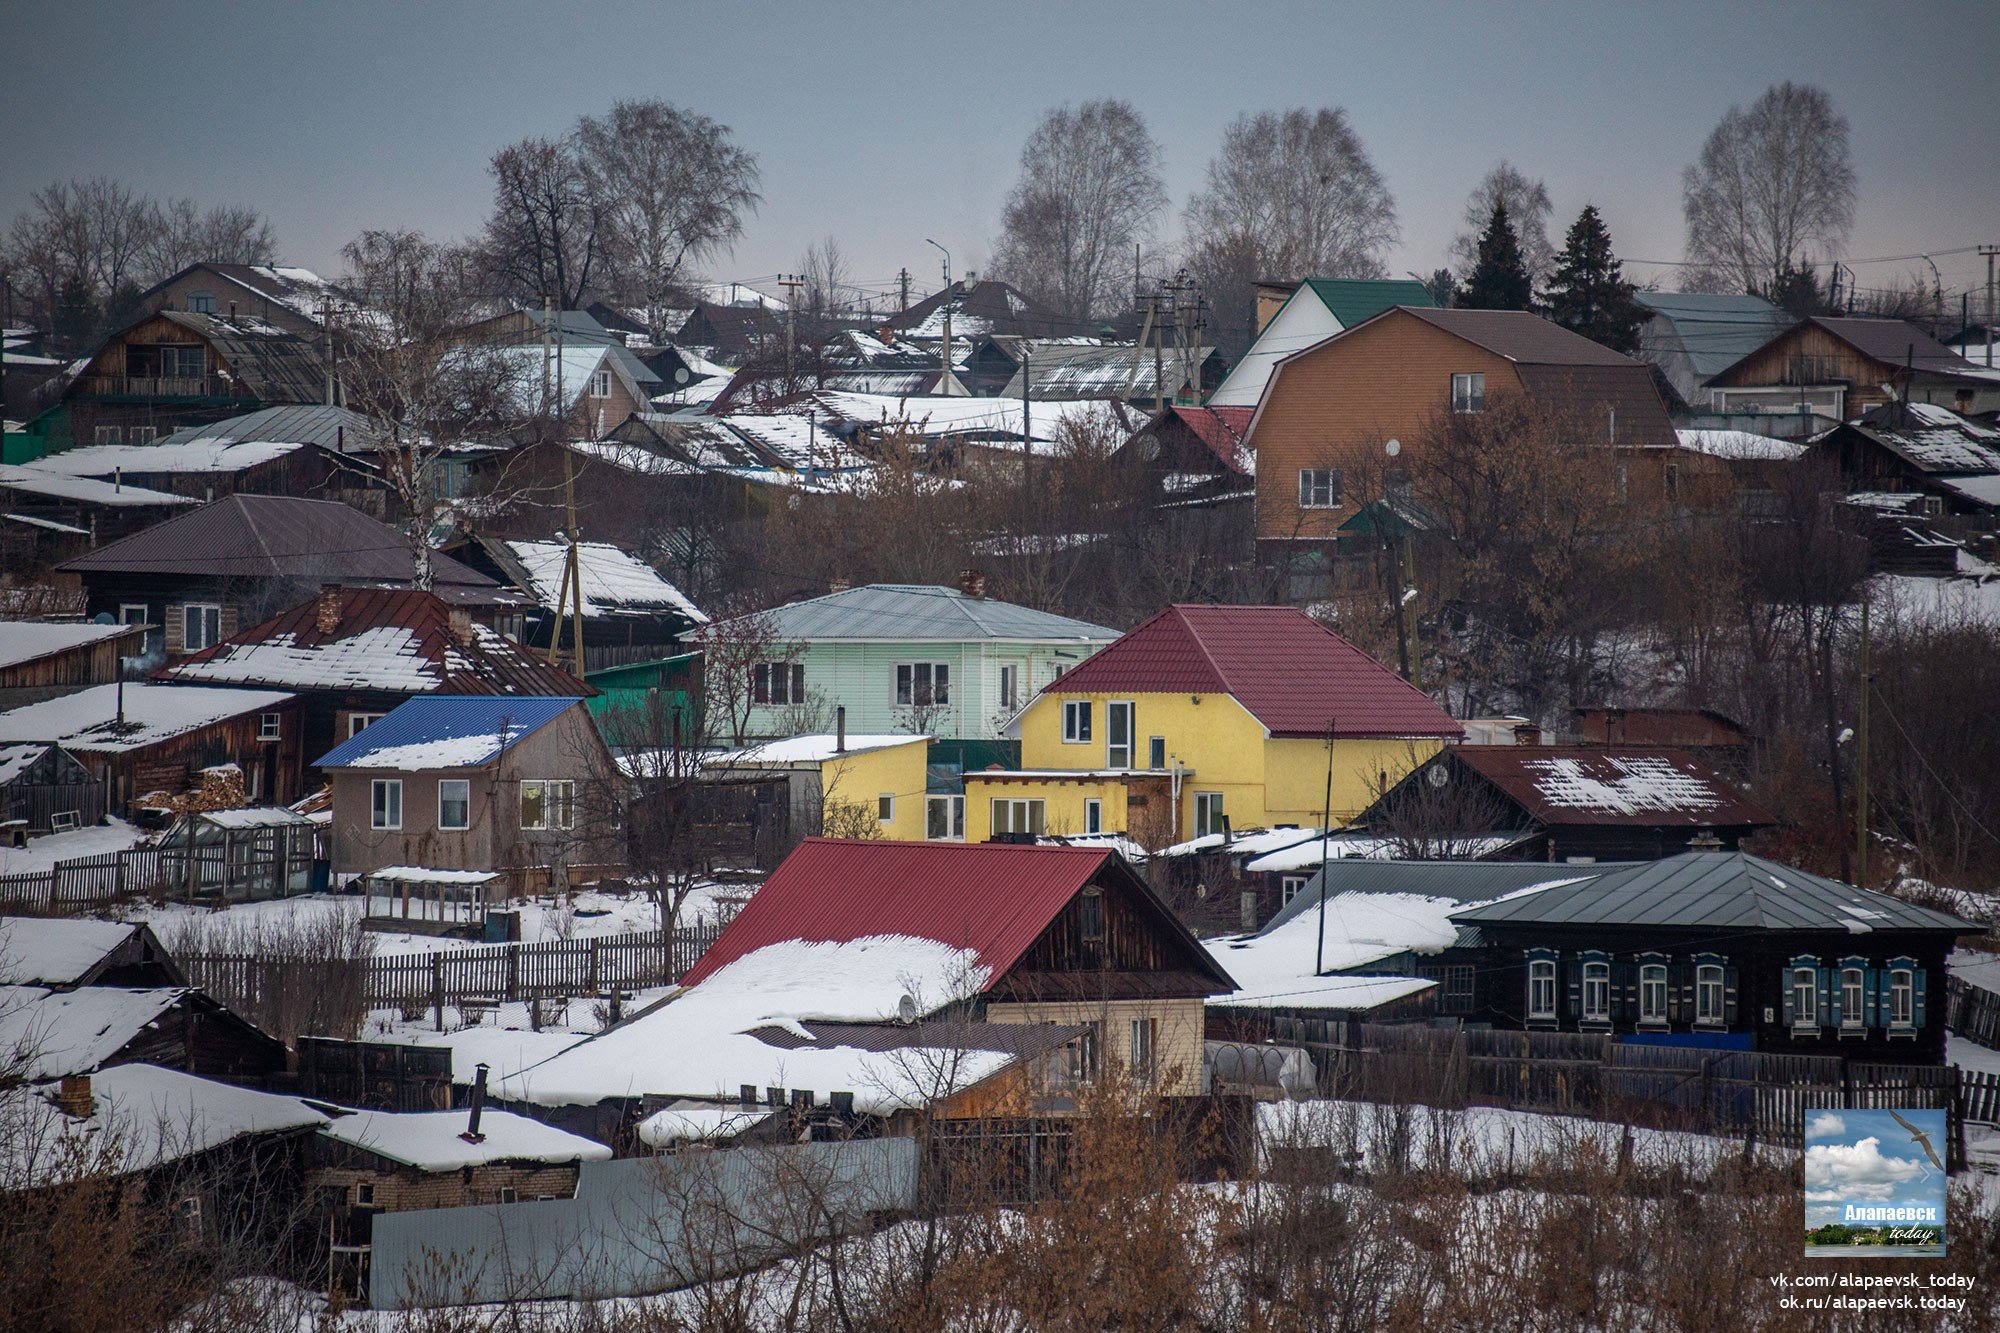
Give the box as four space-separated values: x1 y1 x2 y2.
315 584 344 633
56 1074 93 1119
828 576 850 595
446 606 474 646
958 568 987 599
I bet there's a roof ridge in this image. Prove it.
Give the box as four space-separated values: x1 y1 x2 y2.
1172 605 1241 694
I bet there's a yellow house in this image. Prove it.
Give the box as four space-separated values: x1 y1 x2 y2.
980 605 1461 848
703 733 930 842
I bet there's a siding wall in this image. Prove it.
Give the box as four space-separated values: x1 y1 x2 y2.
984 996 1207 1096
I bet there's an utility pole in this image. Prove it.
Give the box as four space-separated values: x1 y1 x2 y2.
927 239 962 395
1980 244 1999 368
1152 283 1165 412
897 267 911 317
320 296 335 406
1020 344 1031 456
541 293 554 418
1314 716 1338 977
777 274 805 390
1856 596 1870 886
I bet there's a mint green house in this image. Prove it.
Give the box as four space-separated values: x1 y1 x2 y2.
715 583 1119 743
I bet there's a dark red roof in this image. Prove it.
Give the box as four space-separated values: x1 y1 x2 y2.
160 587 591 696
1044 605 1462 740
1169 406 1255 474
1449 745 1776 828
678 838 1234 992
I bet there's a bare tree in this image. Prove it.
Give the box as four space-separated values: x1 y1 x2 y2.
336 229 535 588
698 604 798 747
578 99 762 344
478 136 605 309
1682 82 1856 294
1182 107 1398 354
992 100 1167 324
1449 161 1555 284
798 235 850 322
141 199 277 279
4 177 157 339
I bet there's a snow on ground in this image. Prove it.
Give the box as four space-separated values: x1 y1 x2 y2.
0 817 145 876
1952 947 2000 996
1948 1033 2000 1078
1873 572 2000 628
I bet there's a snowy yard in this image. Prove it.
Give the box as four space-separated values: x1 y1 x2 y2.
0 817 146 876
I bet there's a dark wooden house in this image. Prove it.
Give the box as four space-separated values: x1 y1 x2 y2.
1446 852 1980 1062
1362 745 1777 862
1706 316 2000 424
1109 405 1257 509
1811 401 2000 520
0 741 104 833
0 620 148 708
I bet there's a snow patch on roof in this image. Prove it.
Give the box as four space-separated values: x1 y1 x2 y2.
635 1103 779 1147
0 620 138 671
0 917 139 986
26 439 303 477
0 684 294 753
319 1108 611 1171
0 985 186 1080
1521 755 1727 815
503 540 706 624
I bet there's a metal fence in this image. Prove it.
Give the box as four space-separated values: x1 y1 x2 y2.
1290 1021 1995 1158
180 924 721 1018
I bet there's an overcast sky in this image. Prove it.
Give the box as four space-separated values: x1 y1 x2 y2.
5 0 1996 309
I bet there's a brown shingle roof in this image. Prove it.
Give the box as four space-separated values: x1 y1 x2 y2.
1448 746 1775 828
1398 307 1645 366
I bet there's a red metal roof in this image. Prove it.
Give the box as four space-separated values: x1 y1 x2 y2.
1043 605 1462 740
1169 406 1255 474
1450 745 1776 828
679 839 1232 992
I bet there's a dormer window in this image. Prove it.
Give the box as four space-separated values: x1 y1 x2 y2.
186 291 216 314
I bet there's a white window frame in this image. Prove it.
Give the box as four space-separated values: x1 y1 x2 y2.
94 426 123 445
126 425 156 445
370 779 402 830
1083 798 1102 834
926 794 965 840
1582 961 1611 1024
1695 964 1725 1026
1638 963 1669 1027
118 603 149 626
1528 960 1558 1021
1105 700 1134 769
1792 967 1818 1028
347 712 385 738
997 663 1019 712
1062 700 1092 744
990 797 1044 836
257 712 282 742
894 662 950 707
1451 372 1486 413
590 368 612 398
876 793 895 824
1297 467 1341 509
1889 969 1915 1028
1280 873 1310 905
182 602 222 652
438 778 471 831
1193 791 1225 838
1129 1017 1156 1079
521 779 575 831
1841 967 1866 1030
1148 736 1166 770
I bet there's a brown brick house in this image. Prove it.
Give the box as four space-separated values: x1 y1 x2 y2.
1243 306 1677 563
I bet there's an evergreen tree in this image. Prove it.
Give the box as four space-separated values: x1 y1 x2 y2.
1543 205 1644 353
1460 201 1532 311
1762 261 1833 319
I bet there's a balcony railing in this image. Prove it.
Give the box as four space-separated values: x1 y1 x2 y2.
79 374 236 399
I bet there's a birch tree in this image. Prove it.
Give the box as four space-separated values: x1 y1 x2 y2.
992 100 1167 324
478 136 605 309
1681 82 1856 294
1449 161 1555 284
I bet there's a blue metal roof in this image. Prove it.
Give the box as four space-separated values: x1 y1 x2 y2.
315 695 583 769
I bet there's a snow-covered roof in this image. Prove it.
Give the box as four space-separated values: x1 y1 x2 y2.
314 695 581 770
0 683 294 754
1675 428 1806 462
179 806 313 830
500 540 707 624
496 935 1004 1112
802 391 1126 455
1243 834 1522 873
635 1103 779 1148
0 743 49 785
24 439 304 478
704 734 926 767
0 985 187 1080
0 464 196 508
1155 827 1324 860
0 620 139 671
1937 473 2000 508
319 1108 611 1171
367 866 503 885
0 918 142 986
2 1063 327 1189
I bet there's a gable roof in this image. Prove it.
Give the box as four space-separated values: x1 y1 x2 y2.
678 838 1234 993
886 280 1070 340
1832 401 2000 476
730 583 1119 644
1715 316 1984 383
142 263 337 326
58 495 495 585
0 917 180 987
1042 605 1462 740
1451 851 1975 933
488 539 707 625
145 310 328 402
1441 745 1776 828
1397 306 1645 366
1298 277 1437 327
1633 291 1792 380
152 404 384 454
164 587 586 696
1148 405 1255 475
314 694 585 769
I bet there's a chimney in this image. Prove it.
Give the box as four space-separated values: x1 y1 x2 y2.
315 584 344 633
835 705 847 754
227 299 237 320
828 576 850 594
459 1063 489 1143
447 606 474 646
56 1074 94 1119
958 568 987 599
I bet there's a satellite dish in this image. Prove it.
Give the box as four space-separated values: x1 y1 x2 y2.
1384 438 1402 458
1427 765 1450 788
896 994 918 1025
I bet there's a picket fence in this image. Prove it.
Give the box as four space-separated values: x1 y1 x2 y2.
0 848 172 913
179 924 721 1017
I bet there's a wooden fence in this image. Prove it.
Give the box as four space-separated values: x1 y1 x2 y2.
180 924 721 1020
1946 975 2000 1048
0 779 108 835
0 836 321 915
0 847 174 914
1289 1021 1999 1162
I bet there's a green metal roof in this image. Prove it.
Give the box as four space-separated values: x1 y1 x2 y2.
1300 278 1436 328
1451 852 1977 933
584 652 700 687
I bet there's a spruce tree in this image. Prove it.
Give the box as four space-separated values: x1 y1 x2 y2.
1543 204 1644 353
1460 201 1533 311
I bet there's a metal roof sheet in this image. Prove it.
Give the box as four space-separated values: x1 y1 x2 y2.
152 404 384 453
1634 291 1792 379
1451 851 1978 933
1259 860 1634 934
314 694 583 769
1300 277 1437 327
1043 605 1462 740
154 310 327 402
727 584 1119 644
678 838 1234 993
58 495 495 585
1397 307 1645 366
1444 746 1777 828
